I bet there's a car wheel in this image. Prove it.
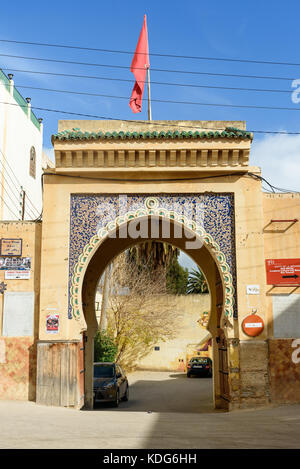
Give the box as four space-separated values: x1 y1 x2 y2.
122 385 129 402
113 390 120 407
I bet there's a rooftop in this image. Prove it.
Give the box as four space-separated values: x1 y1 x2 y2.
52 120 253 143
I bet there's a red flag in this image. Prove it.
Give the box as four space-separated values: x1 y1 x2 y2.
129 15 150 113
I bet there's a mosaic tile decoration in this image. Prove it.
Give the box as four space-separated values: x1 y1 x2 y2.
68 194 236 320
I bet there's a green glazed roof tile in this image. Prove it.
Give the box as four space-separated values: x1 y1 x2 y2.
52 126 253 142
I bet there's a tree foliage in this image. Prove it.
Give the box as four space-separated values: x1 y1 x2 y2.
187 267 209 294
166 258 188 294
94 330 118 363
106 254 180 369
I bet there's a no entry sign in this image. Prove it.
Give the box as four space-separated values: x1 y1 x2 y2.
265 258 300 286
242 314 264 337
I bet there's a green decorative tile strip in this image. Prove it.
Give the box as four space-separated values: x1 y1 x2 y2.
0 69 40 131
52 126 253 142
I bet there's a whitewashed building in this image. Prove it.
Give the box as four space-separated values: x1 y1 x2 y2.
0 70 44 220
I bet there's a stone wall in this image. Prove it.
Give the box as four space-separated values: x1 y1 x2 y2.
268 339 300 404
0 337 36 400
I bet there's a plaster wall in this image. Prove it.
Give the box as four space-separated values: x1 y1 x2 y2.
136 294 210 371
0 221 42 400
262 194 300 404
0 75 43 221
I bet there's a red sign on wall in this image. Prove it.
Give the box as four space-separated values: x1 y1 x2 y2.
242 314 264 337
265 258 300 285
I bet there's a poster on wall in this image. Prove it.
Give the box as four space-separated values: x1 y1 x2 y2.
46 314 59 334
0 257 31 279
0 238 22 256
5 270 30 280
0 256 31 270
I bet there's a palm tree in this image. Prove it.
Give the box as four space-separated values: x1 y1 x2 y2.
128 241 179 270
187 267 209 294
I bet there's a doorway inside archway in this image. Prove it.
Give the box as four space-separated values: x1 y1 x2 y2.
79 216 229 412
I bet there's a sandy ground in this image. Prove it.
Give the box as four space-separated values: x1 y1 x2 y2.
0 371 299 449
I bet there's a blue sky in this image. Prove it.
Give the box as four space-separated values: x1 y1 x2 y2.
0 0 300 191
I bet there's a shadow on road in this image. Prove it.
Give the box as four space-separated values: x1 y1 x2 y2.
91 371 214 414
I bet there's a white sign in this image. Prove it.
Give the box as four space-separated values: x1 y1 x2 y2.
244 322 263 328
246 285 260 295
272 294 300 338
3 292 34 336
5 270 30 280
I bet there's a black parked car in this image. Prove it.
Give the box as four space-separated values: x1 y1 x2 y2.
187 357 212 378
93 362 129 407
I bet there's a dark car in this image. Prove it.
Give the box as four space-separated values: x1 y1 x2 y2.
93 362 129 407
187 357 212 378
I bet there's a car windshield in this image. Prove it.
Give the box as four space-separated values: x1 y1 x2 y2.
190 358 209 364
94 365 115 378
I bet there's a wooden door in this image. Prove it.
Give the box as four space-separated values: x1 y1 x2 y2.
78 333 85 408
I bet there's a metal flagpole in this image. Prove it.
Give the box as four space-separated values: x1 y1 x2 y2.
146 66 152 121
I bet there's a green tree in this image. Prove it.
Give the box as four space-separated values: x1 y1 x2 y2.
128 241 179 270
166 258 188 294
94 330 117 362
187 267 209 294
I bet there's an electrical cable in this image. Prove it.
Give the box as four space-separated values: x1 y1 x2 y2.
1 38 300 67
2 99 300 136
0 67 294 95
0 147 40 217
0 52 297 81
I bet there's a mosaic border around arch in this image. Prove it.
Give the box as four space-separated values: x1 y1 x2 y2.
69 197 235 328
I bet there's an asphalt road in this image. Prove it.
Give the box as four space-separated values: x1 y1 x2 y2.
0 371 299 449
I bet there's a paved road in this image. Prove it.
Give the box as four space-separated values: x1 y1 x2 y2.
0 371 299 449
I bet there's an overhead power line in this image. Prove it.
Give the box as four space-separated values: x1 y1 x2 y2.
0 67 293 94
0 52 296 81
1 84 295 113
1 38 300 67
1 99 300 136
0 147 40 216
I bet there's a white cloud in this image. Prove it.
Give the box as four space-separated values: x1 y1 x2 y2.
43 147 55 162
251 133 300 191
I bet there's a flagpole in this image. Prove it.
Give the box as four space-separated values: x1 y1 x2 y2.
146 66 152 121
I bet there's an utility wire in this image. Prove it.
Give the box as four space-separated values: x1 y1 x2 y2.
1 38 300 67
0 52 296 81
0 78 293 98
0 147 40 216
2 99 300 135
1 83 297 113
0 190 20 219
0 179 22 216
0 67 294 95
41 170 300 194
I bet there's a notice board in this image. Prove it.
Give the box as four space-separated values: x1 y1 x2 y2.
2 292 34 337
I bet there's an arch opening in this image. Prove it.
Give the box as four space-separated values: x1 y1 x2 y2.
76 216 234 411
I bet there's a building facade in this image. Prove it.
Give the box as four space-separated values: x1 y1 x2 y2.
0 119 299 411
0 70 43 221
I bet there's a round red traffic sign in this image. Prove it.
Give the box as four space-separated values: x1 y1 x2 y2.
242 314 264 337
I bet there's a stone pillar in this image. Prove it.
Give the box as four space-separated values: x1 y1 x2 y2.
238 340 270 409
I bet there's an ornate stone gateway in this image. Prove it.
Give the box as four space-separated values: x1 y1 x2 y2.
37 120 271 411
